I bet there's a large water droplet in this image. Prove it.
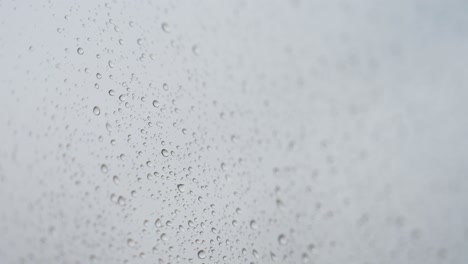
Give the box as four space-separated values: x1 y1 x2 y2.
177 184 185 193
250 220 258 230
152 100 159 108
197 250 206 259
161 149 169 157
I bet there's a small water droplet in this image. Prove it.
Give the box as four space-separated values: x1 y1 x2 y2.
108 60 114 68
100 164 108 173
192 45 200 55
253 249 259 259
161 22 171 33
117 196 126 206
93 106 101 115
250 220 258 230
127 238 137 248
112 175 119 184
220 162 227 171
155 218 162 228
278 234 287 245
77 47 84 55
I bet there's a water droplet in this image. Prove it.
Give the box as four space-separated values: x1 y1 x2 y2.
152 100 159 107
127 238 137 248
192 45 200 55
108 60 114 68
177 184 185 193
137 38 143 45
112 175 119 184
278 234 287 245
77 47 84 55
117 196 126 206
93 106 101 115
161 149 169 157
108 89 115 96
162 83 168 90
155 218 162 228
100 164 108 173
253 249 259 259
197 250 206 259
161 22 171 33
96 73 102 79
250 220 258 230
220 162 227 171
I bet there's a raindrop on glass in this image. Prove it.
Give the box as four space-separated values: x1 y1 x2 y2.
161 149 169 157
152 100 159 108
197 250 206 259
155 218 162 228
278 234 287 245
177 184 185 193
100 164 108 174
93 106 100 115
161 22 170 33
192 45 200 55
250 220 258 230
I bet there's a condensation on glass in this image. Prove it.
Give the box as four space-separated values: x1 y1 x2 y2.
0 0 468 263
